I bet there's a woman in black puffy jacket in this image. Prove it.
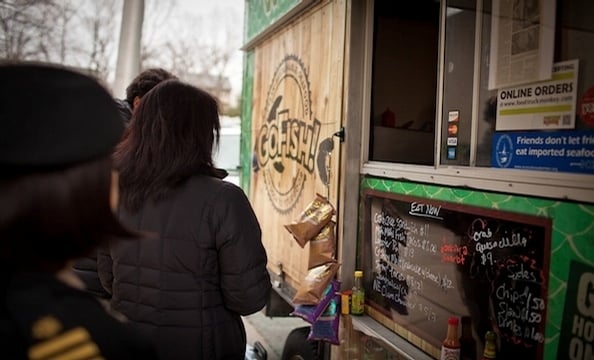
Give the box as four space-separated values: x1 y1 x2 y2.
98 79 271 360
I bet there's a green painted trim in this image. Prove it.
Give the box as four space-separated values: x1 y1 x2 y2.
245 0 303 43
359 176 594 360
240 50 254 193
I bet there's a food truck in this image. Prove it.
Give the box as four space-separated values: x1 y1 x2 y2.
240 1 594 359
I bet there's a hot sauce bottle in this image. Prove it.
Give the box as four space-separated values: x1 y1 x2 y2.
459 316 477 360
441 316 461 360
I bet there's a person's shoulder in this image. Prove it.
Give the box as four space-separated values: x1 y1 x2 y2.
185 174 247 201
5 274 156 360
22 311 156 360
0 312 27 359
185 172 233 189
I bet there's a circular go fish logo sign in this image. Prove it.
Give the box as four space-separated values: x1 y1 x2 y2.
255 55 321 213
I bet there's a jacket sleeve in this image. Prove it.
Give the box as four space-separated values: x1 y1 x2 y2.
96 244 114 296
214 183 271 316
72 251 111 299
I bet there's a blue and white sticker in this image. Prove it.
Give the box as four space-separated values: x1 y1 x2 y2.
494 134 514 168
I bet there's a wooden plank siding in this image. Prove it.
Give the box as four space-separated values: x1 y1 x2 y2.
249 0 347 294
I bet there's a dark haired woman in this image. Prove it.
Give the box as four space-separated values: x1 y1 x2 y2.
98 80 271 359
0 64 158 359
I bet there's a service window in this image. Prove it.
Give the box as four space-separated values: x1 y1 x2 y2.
368 0 594 182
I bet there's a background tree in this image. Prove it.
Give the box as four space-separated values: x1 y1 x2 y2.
0 0 243 111
0 0 120 80
139 0 176 67
0 0 60 61
141 3 242 110
79 0 119 80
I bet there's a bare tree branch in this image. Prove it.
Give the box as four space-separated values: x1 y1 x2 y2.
0 0 59 60
0 0 241 108
80 0 118 79
141 3 241 106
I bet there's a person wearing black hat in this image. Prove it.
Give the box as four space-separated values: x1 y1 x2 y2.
0 63 159 360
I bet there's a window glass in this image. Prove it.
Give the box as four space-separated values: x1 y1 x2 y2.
476 0 498 167
369 1 440 165
368 0 594 175
437 0 594 172
441 1 477 165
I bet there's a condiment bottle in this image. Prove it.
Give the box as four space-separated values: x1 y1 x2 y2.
481 331 497 359
459 316 477 360
350 270 365 315
441 316 460 360
341 289 352 314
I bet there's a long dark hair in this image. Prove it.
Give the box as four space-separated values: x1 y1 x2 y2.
114 79 221 212
0 157 136 273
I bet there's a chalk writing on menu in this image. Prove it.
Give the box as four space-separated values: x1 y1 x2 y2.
492 256 546 347
366 191 550 357
465 217 546 348
372 200 451 324
466 218 532 281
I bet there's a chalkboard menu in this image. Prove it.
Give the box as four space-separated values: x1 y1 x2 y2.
362 190 551 359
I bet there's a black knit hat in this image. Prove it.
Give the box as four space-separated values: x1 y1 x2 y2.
0 63 123 170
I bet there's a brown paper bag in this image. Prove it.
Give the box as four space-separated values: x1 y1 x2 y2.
284 193 335 248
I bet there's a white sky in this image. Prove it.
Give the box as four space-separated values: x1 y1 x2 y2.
159 0 245 97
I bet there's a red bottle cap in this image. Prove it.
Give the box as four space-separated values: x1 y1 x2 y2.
448 316 459 325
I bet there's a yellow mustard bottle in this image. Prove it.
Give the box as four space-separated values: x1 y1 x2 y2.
351 270 365 315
